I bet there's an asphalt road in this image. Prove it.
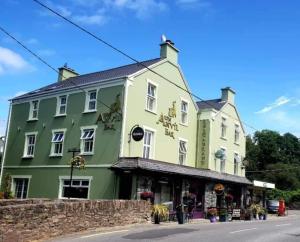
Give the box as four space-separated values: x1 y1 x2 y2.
51 211 300 242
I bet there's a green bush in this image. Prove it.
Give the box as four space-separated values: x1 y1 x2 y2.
267 189 300 205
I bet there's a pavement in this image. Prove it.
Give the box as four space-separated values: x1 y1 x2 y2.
49 210 300 242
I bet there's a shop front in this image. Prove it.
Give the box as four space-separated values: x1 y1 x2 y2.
112 157 252 220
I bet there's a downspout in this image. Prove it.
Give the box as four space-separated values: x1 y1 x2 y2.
0 101 12 188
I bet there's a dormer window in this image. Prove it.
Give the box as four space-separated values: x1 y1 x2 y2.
221 117 227 138
234 124 240 144
181 100 188 125
146 82 157 113
29 100 39 120
85 90 97 112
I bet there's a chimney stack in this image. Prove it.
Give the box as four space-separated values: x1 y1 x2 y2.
160 39 179 64
57 63 78 82
221 87 235 105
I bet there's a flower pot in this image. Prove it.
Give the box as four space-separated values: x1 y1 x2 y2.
176 211 184 224
154 214 160 224
210 216 217 223
263 214 267 220
259 215 264 220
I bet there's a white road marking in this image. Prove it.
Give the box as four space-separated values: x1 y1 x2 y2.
230 228 257 234
276 223 291 227
80 230 129 238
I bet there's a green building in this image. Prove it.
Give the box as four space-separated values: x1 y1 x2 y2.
0 40 251 217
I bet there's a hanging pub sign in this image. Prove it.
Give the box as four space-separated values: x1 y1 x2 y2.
132 126 144 142
156 101 179 139
214 183 225 195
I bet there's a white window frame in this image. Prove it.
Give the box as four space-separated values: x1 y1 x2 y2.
11 175 32 199
180 98 189 125
28 100 39 121
50 129 66 157
234 124 240 144
84 89 98 113
220 147 226 173
234 152 239 175
142 126 156 159
23 132 38 158
56 95 68 116
58 176 93 199
80 125 97 155
178 138 188 165
145 80 158 114
221 117 227 139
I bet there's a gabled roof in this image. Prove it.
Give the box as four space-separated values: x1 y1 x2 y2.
13 58 162 101
196 99 226 111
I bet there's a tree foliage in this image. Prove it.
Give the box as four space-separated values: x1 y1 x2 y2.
246 130 300 190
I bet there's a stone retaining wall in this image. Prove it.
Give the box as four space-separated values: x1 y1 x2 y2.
0 199 151 242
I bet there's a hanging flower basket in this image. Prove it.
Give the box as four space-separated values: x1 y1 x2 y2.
140 191 154 199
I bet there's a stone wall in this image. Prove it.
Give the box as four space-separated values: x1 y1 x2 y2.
0 199 151 242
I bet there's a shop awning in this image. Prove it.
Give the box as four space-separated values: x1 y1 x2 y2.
111 157 252 185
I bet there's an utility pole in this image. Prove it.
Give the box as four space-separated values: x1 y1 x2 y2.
67 148 80 199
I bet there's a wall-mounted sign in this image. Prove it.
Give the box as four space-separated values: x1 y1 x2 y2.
156 101 179 139
132 126 144 142
96 94 122 130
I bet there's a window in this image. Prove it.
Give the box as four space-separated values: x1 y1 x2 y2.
179 140 187 165
13 178 29 199
85 90 97 112
220 148 226 173
29 100 39 120
181 100 188 125
143 129 154 159
61 179 90 199
146 82 157 112
23 133 37 157
234 153 239 175
57 95 67 115
234 124 240 143
51 130 65 156
221 117 227 138
80 127 96 154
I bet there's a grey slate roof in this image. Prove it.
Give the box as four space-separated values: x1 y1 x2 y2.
197 99 226 111
112 157 252 185
13 58 162 101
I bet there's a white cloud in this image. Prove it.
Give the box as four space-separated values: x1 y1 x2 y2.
0 46 33 75
0 119 6 136
37 49 56 57
176 0 211 9
73 14 107 26
255 96 291 114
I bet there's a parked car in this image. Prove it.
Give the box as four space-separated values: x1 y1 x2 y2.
267 200 279 213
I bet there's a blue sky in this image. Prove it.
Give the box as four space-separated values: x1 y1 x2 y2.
0 0 299 137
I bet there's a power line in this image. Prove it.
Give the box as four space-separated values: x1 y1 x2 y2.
32 0 259 132
246 166 300 173
0 25 121 116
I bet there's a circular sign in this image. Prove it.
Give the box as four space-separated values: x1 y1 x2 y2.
132 127 144 142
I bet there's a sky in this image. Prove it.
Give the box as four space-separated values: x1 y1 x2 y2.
0 0 299 137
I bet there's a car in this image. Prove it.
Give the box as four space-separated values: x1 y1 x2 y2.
267 200 279 213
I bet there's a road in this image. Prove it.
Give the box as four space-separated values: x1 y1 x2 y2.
51 211 300 242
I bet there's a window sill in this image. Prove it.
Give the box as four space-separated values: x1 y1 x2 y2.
49 154 63 158
27 118 38 122
83 110 97 114
234 142 240 146
22 156 34 159
54 114 66 118
220 137 227 141
179 122 188 127
80 153 94 156
145 109 157 115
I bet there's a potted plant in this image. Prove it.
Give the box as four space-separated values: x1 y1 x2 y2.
152 204 169 224
258 207 267 220
219 208 228 222
207 208 218 223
